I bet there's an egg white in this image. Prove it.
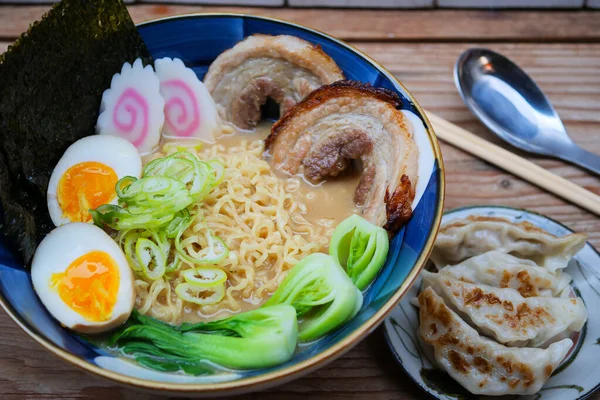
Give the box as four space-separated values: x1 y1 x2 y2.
31 223 135 334
47 135 142 227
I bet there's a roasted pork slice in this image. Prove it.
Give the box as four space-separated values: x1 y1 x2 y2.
204 34 344 130
265 80 418 232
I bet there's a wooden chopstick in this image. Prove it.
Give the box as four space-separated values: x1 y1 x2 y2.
425 111 600 217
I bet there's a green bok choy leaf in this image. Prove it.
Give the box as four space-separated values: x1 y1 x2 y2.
264 253 362 342
110 305 298 373
329 214 389 290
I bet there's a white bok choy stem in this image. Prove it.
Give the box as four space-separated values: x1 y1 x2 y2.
264 253 362 342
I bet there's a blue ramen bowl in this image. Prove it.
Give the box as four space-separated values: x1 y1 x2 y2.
0 14 444 396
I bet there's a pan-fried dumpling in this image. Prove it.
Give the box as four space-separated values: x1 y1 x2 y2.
204 34 344 130
438 251 572 298
418 287 573 396
266 80 418 232
431 216 587 272
422 271 587 347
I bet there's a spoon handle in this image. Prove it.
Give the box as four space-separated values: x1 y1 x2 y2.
560 145 600 177
426 111 600 217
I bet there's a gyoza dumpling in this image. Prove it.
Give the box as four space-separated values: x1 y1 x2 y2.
431 216 587 272
418 287 573 395
422 271 587 347
438 251 572 297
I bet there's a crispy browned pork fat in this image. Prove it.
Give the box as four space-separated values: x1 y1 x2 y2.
266 80 419 233
203 34 345 130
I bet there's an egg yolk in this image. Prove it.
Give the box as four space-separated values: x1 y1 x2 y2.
51 251 120 322
57 161 118 222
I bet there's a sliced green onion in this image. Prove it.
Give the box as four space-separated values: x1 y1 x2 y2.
207 159 225 185
91 151 227 281
166 252 182 273
120 228 185 276
198 235 229 264
92 152 221 231
161 141 203 154
144 152 215 199
189 160 212 198
136 238 167 280
174 220 229 266
123 231 142 272
91 204 175 230
182 268 227 287
92 176 193 230
136 177 191 209
143 156 196 184
116 176 138 198
175 282 225 305
165 209 192 239
146 229 171 257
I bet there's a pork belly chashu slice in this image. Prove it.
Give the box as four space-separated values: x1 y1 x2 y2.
266 80 419 233
204 34 345 130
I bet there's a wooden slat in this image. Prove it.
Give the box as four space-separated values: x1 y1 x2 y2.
0 5 600 42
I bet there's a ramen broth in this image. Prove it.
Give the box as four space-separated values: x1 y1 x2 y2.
219 122 361 234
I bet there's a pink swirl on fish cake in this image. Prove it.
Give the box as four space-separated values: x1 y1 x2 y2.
112 87 149 148
163 79 200 137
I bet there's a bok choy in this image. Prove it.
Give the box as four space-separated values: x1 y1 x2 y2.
110 305 298 373
329 214 389 290
264 253 362 342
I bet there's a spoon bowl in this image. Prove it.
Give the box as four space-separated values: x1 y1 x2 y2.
455 48 600 175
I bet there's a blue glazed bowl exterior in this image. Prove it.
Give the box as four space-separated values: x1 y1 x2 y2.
0 14 444 395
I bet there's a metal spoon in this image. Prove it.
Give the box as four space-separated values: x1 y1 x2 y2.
454 48 600 176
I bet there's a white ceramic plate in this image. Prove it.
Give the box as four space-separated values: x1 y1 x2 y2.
383 205 600 400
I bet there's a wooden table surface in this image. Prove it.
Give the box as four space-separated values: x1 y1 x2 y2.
0 4 599 400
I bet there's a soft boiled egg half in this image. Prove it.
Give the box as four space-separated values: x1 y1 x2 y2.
32 223 135 333
47 135 142 226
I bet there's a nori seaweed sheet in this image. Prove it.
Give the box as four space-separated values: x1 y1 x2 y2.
0 0 151 265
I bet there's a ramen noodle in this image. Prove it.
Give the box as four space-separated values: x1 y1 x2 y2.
135 138 331 324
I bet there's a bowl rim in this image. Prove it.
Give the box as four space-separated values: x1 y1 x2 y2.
0 12 446 396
